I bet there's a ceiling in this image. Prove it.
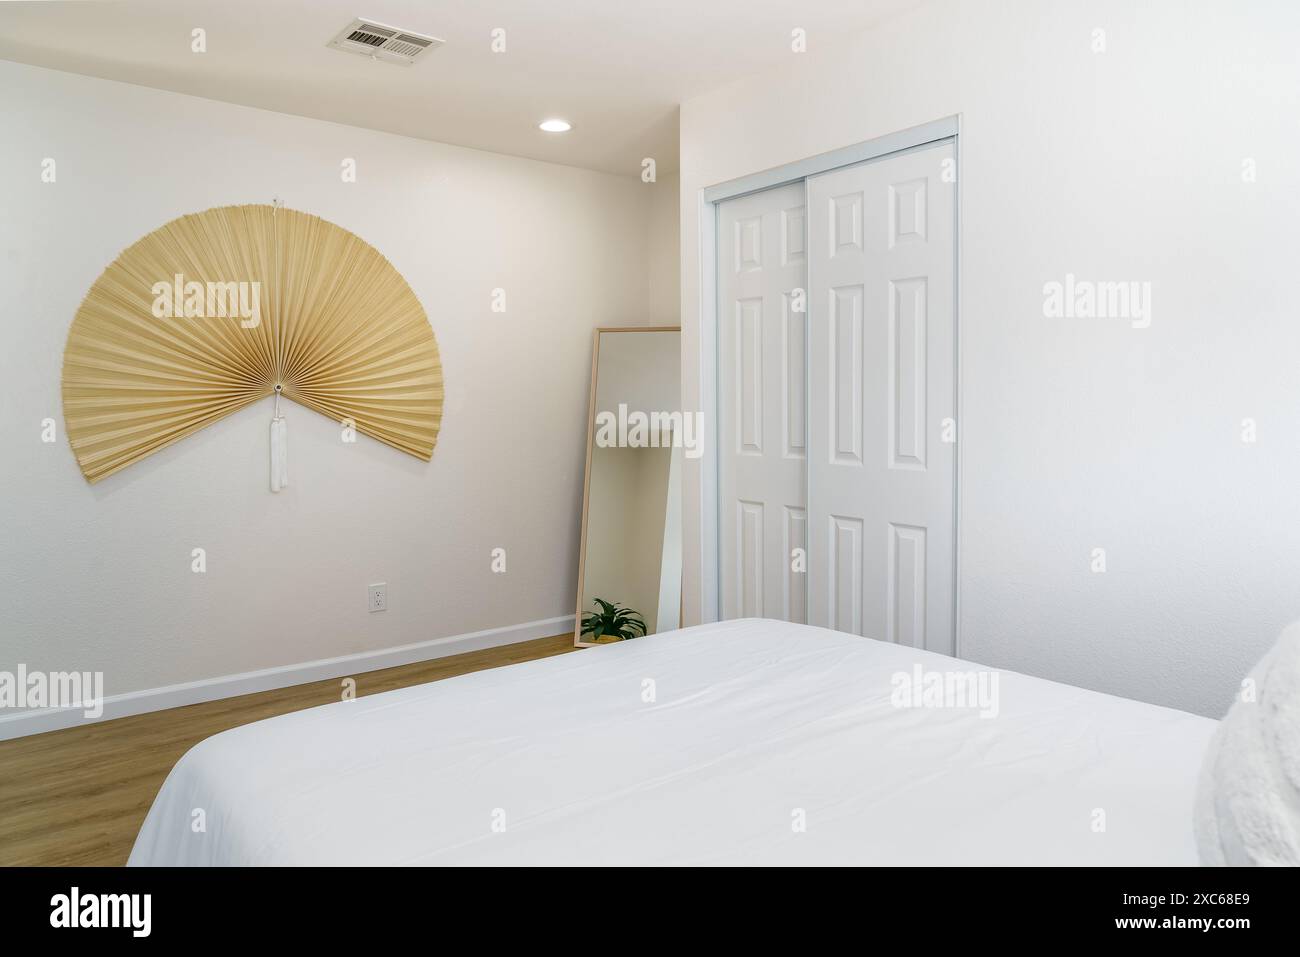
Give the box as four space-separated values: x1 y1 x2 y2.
0 0 922 175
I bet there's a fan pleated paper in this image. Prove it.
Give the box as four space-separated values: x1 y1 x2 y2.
62 204 443 483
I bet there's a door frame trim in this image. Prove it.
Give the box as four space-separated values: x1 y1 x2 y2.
703 115 958 205
698 115 963 657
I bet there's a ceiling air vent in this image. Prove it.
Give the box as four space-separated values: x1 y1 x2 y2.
327 18 442 66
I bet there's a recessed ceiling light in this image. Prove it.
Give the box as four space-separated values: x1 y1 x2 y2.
539 119 572 133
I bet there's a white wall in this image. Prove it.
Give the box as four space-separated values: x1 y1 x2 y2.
648 173 681 326
679 0 1300 717
0 60 656 707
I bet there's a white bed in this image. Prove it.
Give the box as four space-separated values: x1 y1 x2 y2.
128 619 1216 866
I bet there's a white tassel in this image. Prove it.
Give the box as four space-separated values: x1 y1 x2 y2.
277 415 288 488
270 416 283 493
270 386 288 493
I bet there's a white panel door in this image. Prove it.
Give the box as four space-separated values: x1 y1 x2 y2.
718 182 808 622
807 141 956 654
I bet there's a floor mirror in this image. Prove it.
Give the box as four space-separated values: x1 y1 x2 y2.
574 327 683 647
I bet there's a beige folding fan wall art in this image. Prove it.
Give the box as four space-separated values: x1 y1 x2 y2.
62 204 443 485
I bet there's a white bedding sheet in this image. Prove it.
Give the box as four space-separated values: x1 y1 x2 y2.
128 619 1216 866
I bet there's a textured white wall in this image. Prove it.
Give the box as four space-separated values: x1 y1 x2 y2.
0 61 654 699
679 0 1300 717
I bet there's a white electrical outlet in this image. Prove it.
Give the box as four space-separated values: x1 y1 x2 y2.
368 582 387 612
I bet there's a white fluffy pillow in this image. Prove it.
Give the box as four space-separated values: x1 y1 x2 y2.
1194 621 1300 865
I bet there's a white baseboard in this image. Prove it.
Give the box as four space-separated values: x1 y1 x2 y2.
0 614 575 741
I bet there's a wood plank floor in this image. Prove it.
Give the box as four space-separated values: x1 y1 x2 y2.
0 633 577 866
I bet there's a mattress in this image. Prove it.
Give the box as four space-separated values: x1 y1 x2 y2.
128 619 1216 866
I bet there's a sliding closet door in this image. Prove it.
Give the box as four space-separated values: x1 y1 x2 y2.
807 141 956 654
717 182 808 622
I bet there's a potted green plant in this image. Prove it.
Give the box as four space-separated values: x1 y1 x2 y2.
581 598 648 643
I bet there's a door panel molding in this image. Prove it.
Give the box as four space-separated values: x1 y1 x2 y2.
806 140 956 654
702 117 960 658
717 182 808 623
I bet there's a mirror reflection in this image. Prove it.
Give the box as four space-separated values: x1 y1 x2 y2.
575 328 682 645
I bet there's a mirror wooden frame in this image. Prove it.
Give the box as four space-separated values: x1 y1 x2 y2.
574 326 682 648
